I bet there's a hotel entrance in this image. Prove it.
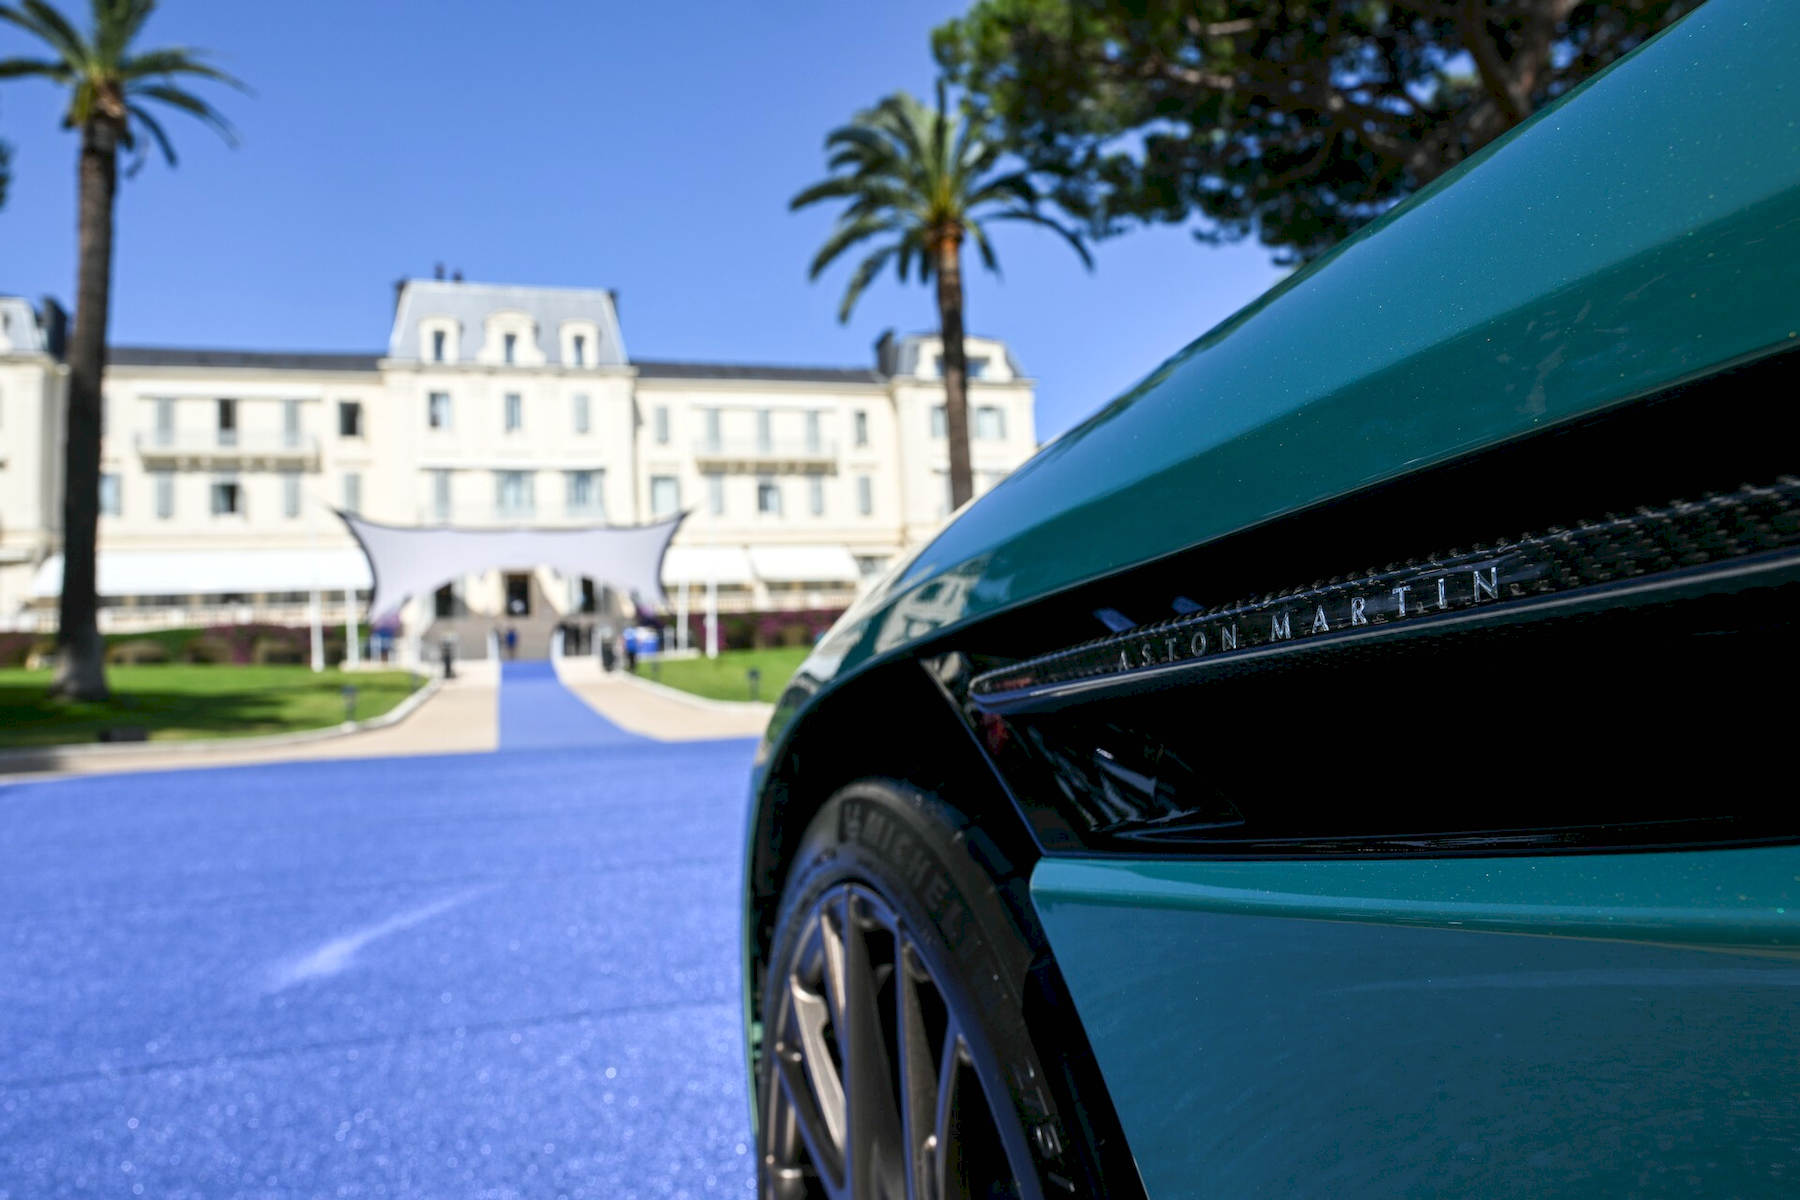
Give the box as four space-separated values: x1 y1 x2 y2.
504 573 532 616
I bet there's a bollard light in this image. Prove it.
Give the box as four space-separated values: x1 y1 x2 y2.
341 684 358 724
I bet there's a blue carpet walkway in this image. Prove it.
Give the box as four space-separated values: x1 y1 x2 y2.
0 662 761 1199
498 659 645 750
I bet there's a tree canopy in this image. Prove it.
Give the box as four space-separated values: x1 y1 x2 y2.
934 0 1703 263
0 0 243 174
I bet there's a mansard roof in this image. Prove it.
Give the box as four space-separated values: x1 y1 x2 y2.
388 279 629 366
109 346 383 372
633 359 884 385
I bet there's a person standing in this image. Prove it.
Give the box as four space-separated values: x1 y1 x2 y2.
505 626 518 660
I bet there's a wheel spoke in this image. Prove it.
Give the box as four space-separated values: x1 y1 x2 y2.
896 939 941 1200
789 975 846 1156
837 891 905 1197
775 1046 848 1198
933 1024 964 1199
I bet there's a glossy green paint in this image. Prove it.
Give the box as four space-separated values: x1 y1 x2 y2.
1032 849 1800 1197
1032 849 1800 954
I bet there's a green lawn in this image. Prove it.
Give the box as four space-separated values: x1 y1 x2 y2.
0 665 423 749
635 646 811 703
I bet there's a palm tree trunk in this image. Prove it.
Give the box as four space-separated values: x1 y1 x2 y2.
51 119 119 701
934 233 974 510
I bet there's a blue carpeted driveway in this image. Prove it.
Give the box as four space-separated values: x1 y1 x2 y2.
0 663 759 1198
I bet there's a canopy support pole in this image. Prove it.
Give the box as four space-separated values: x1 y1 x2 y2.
675 579 690 653
309 588 324 673
705 572 718 659
343 588 359 668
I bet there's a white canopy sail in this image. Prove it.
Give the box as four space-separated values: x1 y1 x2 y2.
339 512 682 620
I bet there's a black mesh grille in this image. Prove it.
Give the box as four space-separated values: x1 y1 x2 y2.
971 476 1800 703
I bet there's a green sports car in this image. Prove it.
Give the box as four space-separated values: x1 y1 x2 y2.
743 0 1800 1194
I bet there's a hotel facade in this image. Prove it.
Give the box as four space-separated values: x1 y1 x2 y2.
0 280 1037 655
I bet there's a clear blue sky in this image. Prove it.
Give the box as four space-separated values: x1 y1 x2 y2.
0 0 1285 441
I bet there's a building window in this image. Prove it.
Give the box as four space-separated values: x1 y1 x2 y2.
572 393 590 434
935 354 990 379
974 405 1006 440
572 334 586 366
705 471 724 516
427 391 452 429
804 410 822 453
432 329 446 363
853 409 868 447
566 469 604 518
211 477 244 516
654 405 670 445
154 397 174 446
756 409 773 453
503 332 517 365
282 398 301 446
505 392 523 432
338 400 363 438
855 554 888 578
431 469 452 522
808 476 825 516
217 397 237 446
99 473 121 517
857 473 873 516
495 470 534 518
757 478 782 516
153 471 174 519
283 471 301 518
342 472 362 514
650 475 680 517
703 407 721 452
930 405 946 438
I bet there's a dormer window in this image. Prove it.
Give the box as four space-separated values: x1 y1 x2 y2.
504 333 517 365
572 335 586 367
421 318 459 363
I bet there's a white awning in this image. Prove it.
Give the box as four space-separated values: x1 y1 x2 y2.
662 545 755 586
31 547 373 598
747 544 862 583
341 512 678 619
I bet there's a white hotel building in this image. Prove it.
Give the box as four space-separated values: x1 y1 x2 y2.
0 280 1037 654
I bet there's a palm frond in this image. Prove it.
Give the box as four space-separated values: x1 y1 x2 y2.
989 207 1094 269
807 215 901 279
836 243 899 323
964 215 1001 277
127 80 237 145
0 2 89 67
120 48 247 92
96 0 155 66
0 54 71 79
126 99 174 165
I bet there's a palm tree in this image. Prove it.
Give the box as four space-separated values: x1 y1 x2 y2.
0 0 242 700
793 82 1089 510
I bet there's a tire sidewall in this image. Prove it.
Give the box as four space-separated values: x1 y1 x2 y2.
761 780 1078 1195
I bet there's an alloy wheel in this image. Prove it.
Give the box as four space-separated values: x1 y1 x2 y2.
761 882 1035 1199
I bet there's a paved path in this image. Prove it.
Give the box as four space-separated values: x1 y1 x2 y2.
0 661 759 1198
554 659 773 743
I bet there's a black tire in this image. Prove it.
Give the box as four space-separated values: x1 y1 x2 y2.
756 779 1096 1199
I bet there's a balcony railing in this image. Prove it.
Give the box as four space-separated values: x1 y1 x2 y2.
416 505 618 528
136 430 319 462
691 437 837 467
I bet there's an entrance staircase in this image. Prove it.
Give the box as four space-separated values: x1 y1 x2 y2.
422 573 564 660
